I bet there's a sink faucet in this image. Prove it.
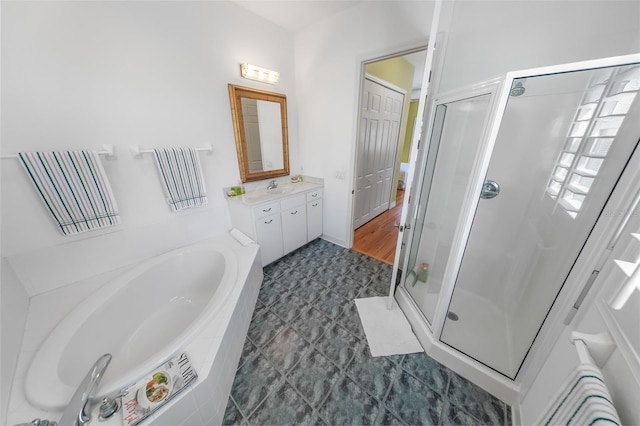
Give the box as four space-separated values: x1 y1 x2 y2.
59 354 112 426
267 179 278 190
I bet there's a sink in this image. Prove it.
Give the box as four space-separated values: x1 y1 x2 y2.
266 186 294 195
242 185 294 202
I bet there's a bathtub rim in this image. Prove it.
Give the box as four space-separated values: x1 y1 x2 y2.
25 238 239 411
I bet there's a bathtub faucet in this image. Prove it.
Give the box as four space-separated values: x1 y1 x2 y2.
59 353 112 426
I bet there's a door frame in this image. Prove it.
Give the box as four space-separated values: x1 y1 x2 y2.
348 45 428 249
353 73 406 229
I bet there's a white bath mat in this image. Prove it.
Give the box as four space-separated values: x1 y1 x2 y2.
355 296 423 357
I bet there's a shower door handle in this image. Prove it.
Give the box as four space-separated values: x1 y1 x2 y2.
480 180 500 199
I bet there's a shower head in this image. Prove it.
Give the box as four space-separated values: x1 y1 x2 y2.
510 80 526 97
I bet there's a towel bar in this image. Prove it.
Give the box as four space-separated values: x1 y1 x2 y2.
0 144 115 159
570 331 615 367
130 144 213 158
572 339 594 364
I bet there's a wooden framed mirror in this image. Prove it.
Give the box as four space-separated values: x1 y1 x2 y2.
228 84 290 182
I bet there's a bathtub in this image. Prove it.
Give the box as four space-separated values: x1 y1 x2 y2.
24 236 244 413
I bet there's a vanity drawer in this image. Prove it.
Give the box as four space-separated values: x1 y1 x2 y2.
306 188 323 202
280 193 306 211
253 201 281 219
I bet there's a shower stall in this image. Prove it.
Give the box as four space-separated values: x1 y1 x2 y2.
394 54 640 399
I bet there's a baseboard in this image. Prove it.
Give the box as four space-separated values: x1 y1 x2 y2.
320 234 349 249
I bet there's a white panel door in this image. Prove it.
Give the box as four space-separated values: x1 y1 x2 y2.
354 77 405 228
241 98 263 173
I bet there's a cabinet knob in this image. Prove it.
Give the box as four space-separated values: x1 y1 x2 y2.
291 210 298 215
265 219 273 224
312 203 318 207
312 193 318 197
263 207 272 212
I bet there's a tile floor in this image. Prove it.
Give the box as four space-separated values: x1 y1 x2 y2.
223 239 512 425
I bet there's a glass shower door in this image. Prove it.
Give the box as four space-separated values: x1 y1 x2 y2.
440 62 640 378
401 90 495 326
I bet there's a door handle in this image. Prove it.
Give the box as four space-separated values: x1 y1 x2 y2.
480 180 500 199
393 223 411 231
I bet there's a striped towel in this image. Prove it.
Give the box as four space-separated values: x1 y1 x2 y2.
19 151 120 235
539 363 621 426
153 147 207 212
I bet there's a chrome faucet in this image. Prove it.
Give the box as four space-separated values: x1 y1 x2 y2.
59 354 112 426
267 179 278 190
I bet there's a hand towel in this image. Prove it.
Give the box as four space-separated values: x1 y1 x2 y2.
153 147 207 211
19 150 120 235
538 363 621 426
230 228 255 246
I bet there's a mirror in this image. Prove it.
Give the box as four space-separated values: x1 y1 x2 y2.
228 84 290 182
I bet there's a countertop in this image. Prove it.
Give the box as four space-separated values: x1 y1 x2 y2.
226 180 323 206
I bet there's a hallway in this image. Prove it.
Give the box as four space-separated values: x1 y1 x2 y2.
352 190 404 264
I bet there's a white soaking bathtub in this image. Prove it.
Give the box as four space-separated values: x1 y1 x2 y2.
25 238 241 412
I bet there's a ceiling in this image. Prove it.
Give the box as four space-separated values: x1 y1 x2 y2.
232 0 364 32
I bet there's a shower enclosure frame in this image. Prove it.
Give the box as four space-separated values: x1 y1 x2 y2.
393 53 640 406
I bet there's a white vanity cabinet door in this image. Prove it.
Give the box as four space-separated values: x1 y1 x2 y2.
307 198 323 241
255 214 283 266
281 204 307 255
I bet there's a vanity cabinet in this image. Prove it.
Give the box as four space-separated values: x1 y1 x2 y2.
227 184 323 266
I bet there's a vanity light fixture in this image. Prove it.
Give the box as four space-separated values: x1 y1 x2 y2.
240 63 280 84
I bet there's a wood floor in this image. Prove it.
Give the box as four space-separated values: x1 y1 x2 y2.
352 190 404 265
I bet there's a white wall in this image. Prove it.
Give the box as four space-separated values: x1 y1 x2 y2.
294 1 435 246
437 1 640 94
1 259 30 423
1 5 296 421
1 1 299 294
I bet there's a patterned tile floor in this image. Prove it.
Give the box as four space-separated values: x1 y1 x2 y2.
223 239 512 425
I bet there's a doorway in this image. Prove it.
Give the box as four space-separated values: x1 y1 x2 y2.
353 75 405 229
352 48 427 264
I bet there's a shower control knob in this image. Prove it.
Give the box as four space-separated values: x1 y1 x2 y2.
480 180 500 199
